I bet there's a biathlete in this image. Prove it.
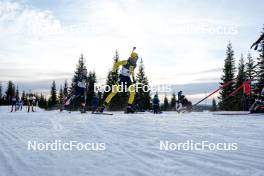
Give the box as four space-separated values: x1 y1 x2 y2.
98 47 139 113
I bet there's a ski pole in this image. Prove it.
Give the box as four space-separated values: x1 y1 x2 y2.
193 80 234 107
193 60 263 107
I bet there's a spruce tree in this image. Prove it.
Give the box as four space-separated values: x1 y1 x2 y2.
58 86 64 105
39 93 48 109
218 42 236 111
48 80 57 108
234 54 246 110
211 98 217 111
63 80 69 97
136 59 151 111
256 27 264 93
5 81 15 104
21 91 26 102
162 95 169 111
15 85 19 100
170 92 177 110
86 71 97 107
245 52 256 80
103 50 125 110
71 54 87 93
71 54 87 108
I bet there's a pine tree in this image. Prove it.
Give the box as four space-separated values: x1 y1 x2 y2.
234 54 246 110
39 94 48 109
170 92 177 110
5 81 15 105
48 80 57 108
162 95 169 111
71 54 87 94
256 27 264 93
245 52 256 80
58 86 64 105
63 80 69 97
136 59 151 111
103 50 125 110
86 71 97 107
218 42 236 111
71 54 87 108
21 91 26 102
15 85 19 100
211 98 217 111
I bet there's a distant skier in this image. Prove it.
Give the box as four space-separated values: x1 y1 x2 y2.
98 47 139 113
152 94 160 114
64 68 87 111
27 94 35 112
251 33 264 50
10 96 17 112
91 95 99 113
176 91 192 113
18 98 23 111
178 91 183 101
16 98 23 111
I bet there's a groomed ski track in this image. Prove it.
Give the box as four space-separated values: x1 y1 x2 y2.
0 107 264 176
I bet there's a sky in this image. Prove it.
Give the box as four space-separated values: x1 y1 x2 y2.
0 0 263 102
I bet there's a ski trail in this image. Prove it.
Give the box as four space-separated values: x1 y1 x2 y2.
0 127 30 176
88 117 156 176
0 130 19 176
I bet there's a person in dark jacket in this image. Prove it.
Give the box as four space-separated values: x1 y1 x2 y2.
152 94 160 114
10 96 17 112
92 95 99 113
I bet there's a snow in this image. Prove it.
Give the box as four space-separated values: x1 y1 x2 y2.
0 106 264 176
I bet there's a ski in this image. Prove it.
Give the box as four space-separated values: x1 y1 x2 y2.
92 112 113 115
213 112 250 115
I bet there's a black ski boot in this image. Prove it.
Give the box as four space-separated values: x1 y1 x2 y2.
98 103 107 113
126 104 135 113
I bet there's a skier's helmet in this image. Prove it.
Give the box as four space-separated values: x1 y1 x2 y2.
130 52 138 59
130 52 138 65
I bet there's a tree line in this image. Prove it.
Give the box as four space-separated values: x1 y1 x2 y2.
217 28 264 111
0 51 178 111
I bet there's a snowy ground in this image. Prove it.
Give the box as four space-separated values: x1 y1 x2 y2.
0 106 264 176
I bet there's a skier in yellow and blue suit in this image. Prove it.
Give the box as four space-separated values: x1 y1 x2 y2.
99 48 139 113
